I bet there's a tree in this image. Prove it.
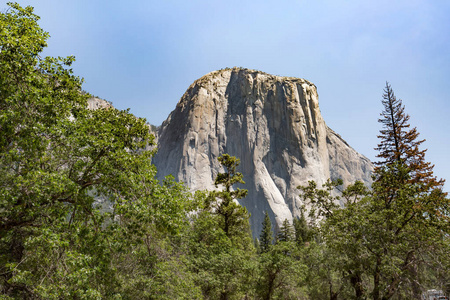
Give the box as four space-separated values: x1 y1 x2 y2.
370 82 448 299
375 82 444 190
209 154 249 238
259 211 273 253
277 219 294 243
257 218 307 299
256 214 309 299
111 176 202 299
189 154 256 300
298 83 449 299
293 210 313 246
0 4 197 298
299 180 367 299
256 241 306 300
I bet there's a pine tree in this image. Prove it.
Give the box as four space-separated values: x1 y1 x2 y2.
375 82 444 191
373 83 447 245
293 210 312 245
259 211 273 253
371 82 448 299
211 154 249 237
297 83 449 299
194 154 255 300
277 219 294 243
257 217 305 299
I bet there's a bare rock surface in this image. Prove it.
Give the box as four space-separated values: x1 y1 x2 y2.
87 97 112 110
153 68 372 235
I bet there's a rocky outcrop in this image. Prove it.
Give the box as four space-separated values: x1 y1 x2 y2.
153 68 372 235
87 97 111 110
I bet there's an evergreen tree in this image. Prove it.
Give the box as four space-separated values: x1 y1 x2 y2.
256 240 306 300
299 83 450 299
375 82 444 191
210 154 249 237
293 210 312 245
259 211 273 253
190 154 256 300
277 219 294 243
371 82 448 299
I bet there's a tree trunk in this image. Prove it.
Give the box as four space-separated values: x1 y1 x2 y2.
409 252 421 300
349 271 364 299
373 255 381 300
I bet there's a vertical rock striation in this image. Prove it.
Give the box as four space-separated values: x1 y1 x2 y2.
153 68 372 235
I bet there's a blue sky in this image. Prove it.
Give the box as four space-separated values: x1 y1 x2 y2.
3 0 449 190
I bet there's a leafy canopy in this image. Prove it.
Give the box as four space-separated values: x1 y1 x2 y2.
0 3 195 298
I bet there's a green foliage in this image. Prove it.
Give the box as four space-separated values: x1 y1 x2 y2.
208 154 249 238
113 201 202 300
256 241 307 300
371 83 448 299
189 213 255 299
189 154 256 299
0 3 197 298
259 211 273 253
276 219 294 243
298 84 450 299
298 179 342 220
2 4 448 299
300 165 449 299
293 210 314 246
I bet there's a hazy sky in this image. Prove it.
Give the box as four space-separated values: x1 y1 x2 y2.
3 1 449 190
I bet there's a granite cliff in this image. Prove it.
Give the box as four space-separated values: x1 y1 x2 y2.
153 68 372 235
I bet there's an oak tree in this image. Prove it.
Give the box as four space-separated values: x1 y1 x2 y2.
0 4 196 298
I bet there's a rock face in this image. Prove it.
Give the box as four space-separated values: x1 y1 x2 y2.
87 97 112 110
153 68 372 235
